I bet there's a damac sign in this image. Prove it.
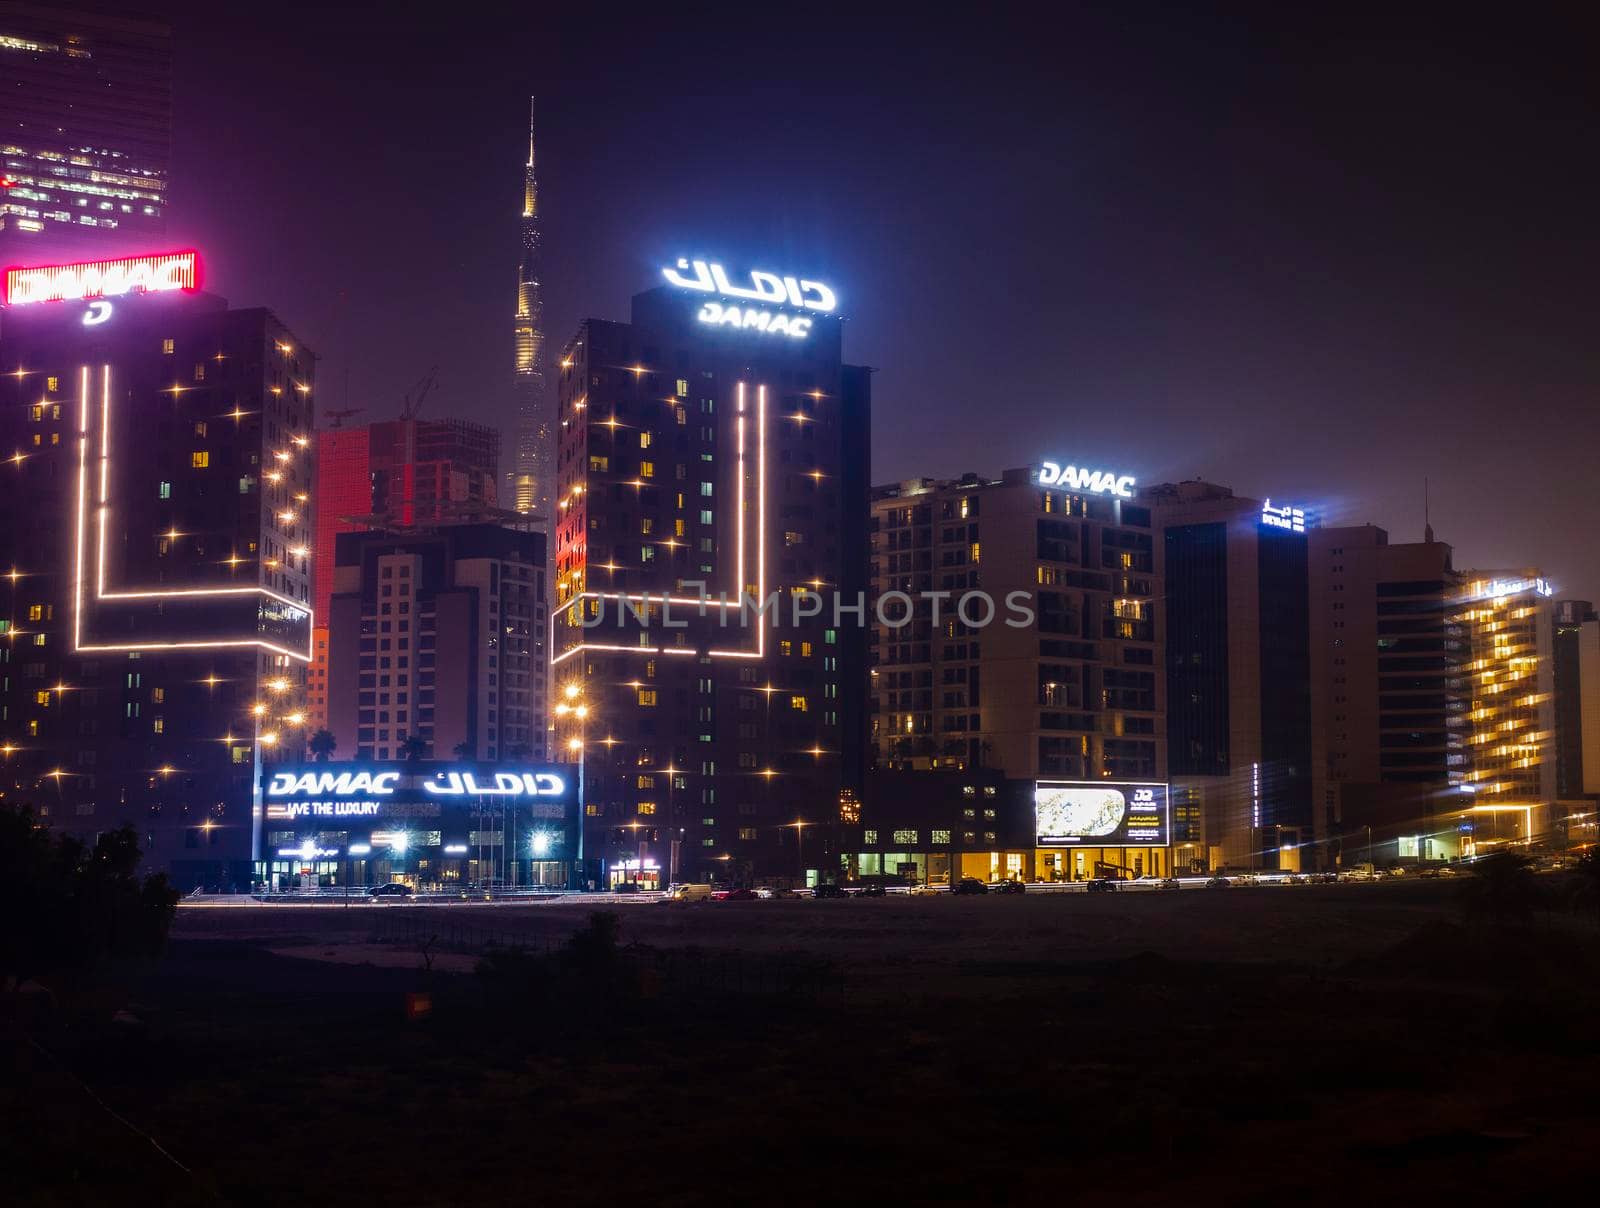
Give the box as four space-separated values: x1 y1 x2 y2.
1036 462 1136 498
4 250 199 305
662 258 837 340
266 769 567 798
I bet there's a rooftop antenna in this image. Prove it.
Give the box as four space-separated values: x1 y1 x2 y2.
1424 477 1434 544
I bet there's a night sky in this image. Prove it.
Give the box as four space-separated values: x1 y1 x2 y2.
149 3 1600 594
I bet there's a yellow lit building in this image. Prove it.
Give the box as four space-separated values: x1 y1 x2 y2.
1452 572 1556 852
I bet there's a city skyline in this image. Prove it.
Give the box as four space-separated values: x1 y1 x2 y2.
132 2 1600 601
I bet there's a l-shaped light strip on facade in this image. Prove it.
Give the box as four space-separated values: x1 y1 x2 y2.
71 363 313 662
550 381 768 667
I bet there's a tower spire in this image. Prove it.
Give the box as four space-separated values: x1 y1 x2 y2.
511 96 549 521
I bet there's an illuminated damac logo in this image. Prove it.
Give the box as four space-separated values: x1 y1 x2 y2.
268 771 400 797
662 258 836 340
5 250 199 306
1036 462 1136 498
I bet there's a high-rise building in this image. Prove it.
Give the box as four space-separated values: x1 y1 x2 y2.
1150 481 1312 871
0 4 171 256
1552 599 1596 801
552 261 870 887
306 417 501 737
1308 525 1467 864
867 466 1170 883
325 524 547 766
510 97 550 520
1453 571 1556 852
0 251 316 889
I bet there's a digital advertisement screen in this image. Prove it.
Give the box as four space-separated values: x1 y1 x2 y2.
1035 781 1170 846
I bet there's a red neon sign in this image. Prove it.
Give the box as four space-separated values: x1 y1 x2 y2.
3 250 200 306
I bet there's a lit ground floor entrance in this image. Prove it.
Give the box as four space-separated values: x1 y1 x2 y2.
845 846 1173 885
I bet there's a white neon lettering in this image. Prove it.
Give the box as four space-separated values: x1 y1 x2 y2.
1036 461 1136 498
696 301 811 339
82 300 114 326
1261 499 1306 532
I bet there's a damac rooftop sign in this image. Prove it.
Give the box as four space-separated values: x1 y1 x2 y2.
662 258 837 339
4 250 199 305
1036 461 1136 498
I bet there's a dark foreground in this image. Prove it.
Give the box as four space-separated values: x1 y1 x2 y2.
8 882 1600 1206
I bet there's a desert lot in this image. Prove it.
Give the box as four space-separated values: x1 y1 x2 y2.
11 880 1600 1205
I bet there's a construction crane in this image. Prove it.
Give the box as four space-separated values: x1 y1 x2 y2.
322 407 366 429
399 366 439 420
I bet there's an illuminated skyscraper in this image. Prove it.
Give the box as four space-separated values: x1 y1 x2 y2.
0 253 316 889
0 4 171 256
510 97 550 522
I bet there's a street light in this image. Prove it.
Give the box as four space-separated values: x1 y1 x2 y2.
555 682 589 890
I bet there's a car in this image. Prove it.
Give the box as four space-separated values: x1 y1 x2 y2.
665 883 713 902
952 877 989 895
611 881 643 894
812 882 847 899
909 882 941 896
1205 875 1231 889
1085 877 1118 893
993 879 1025 895
368 882 412 898
720 887 758 901
755 886 795 900
860 882 888 897
1158 877 1181 890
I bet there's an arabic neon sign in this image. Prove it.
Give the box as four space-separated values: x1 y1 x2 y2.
662 258 835 340
1036 461 1136 498
4 250 199 306
1260 499 1306 532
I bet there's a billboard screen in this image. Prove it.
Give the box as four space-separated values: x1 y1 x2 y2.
1035 781 1169 846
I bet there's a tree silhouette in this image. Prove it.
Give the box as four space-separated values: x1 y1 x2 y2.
309 729 337 762
453 740 474 761
399 732 427 762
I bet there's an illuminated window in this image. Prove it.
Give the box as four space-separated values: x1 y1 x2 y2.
158 481 171 499
27 605 42 620
27 720 38 736
50 433 59 446
193 364 205 383
152 718 164 734
790 695 808 712
161 338 174 355
676 379 688 397
780 640 792 657
698 509 713 526
193 421 207 437
640 432 652 449
32 634 45 646
586 804 602 817
863 829 878 846
970 542 981 563
191 452 209 468
892 829 917 845
932 829 952 845
636 775 655 790
801 642 813 657
674 518 685 537
589 455 609 472
29 404 43 422
638 802 657 815
640 460 654 478
231 746 250 764
46 376 58 393
637 688 657 707
35 690 50 705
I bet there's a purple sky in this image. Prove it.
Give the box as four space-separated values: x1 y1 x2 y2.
145 2 1600 596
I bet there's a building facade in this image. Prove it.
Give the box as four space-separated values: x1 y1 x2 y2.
551 266 870 887
1308 525 1467 864
0 4 171 255
0 255 315 888
868 466 1170 880
1151 481 1311 871
325 524 547 769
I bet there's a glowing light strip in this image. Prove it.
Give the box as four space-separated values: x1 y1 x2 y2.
72 364 313 661
547 381 770 669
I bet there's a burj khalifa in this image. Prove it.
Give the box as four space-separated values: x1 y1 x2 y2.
511 97 550 521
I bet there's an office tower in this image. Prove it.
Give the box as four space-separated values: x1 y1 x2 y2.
0 4 171 255
552 260 870 887
1552 599 1596 801
867 466 1169 882
324 524 547 767
1151 482 1311 871
510 97 550 520
1308 525 1466 864
0 251 315 889
1453 571 1556 851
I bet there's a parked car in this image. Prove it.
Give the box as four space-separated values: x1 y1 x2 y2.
755 886 795 900
909 882 941 896
1085 877 1118 893
1158 877 1181 890
1205 875 1231 889
369 882 412 899
860 882 888 897
719 887 758 901
665 882 713 902
993 879 1026 895
812 882 847 899
611 881 643 894
952 877 989 895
